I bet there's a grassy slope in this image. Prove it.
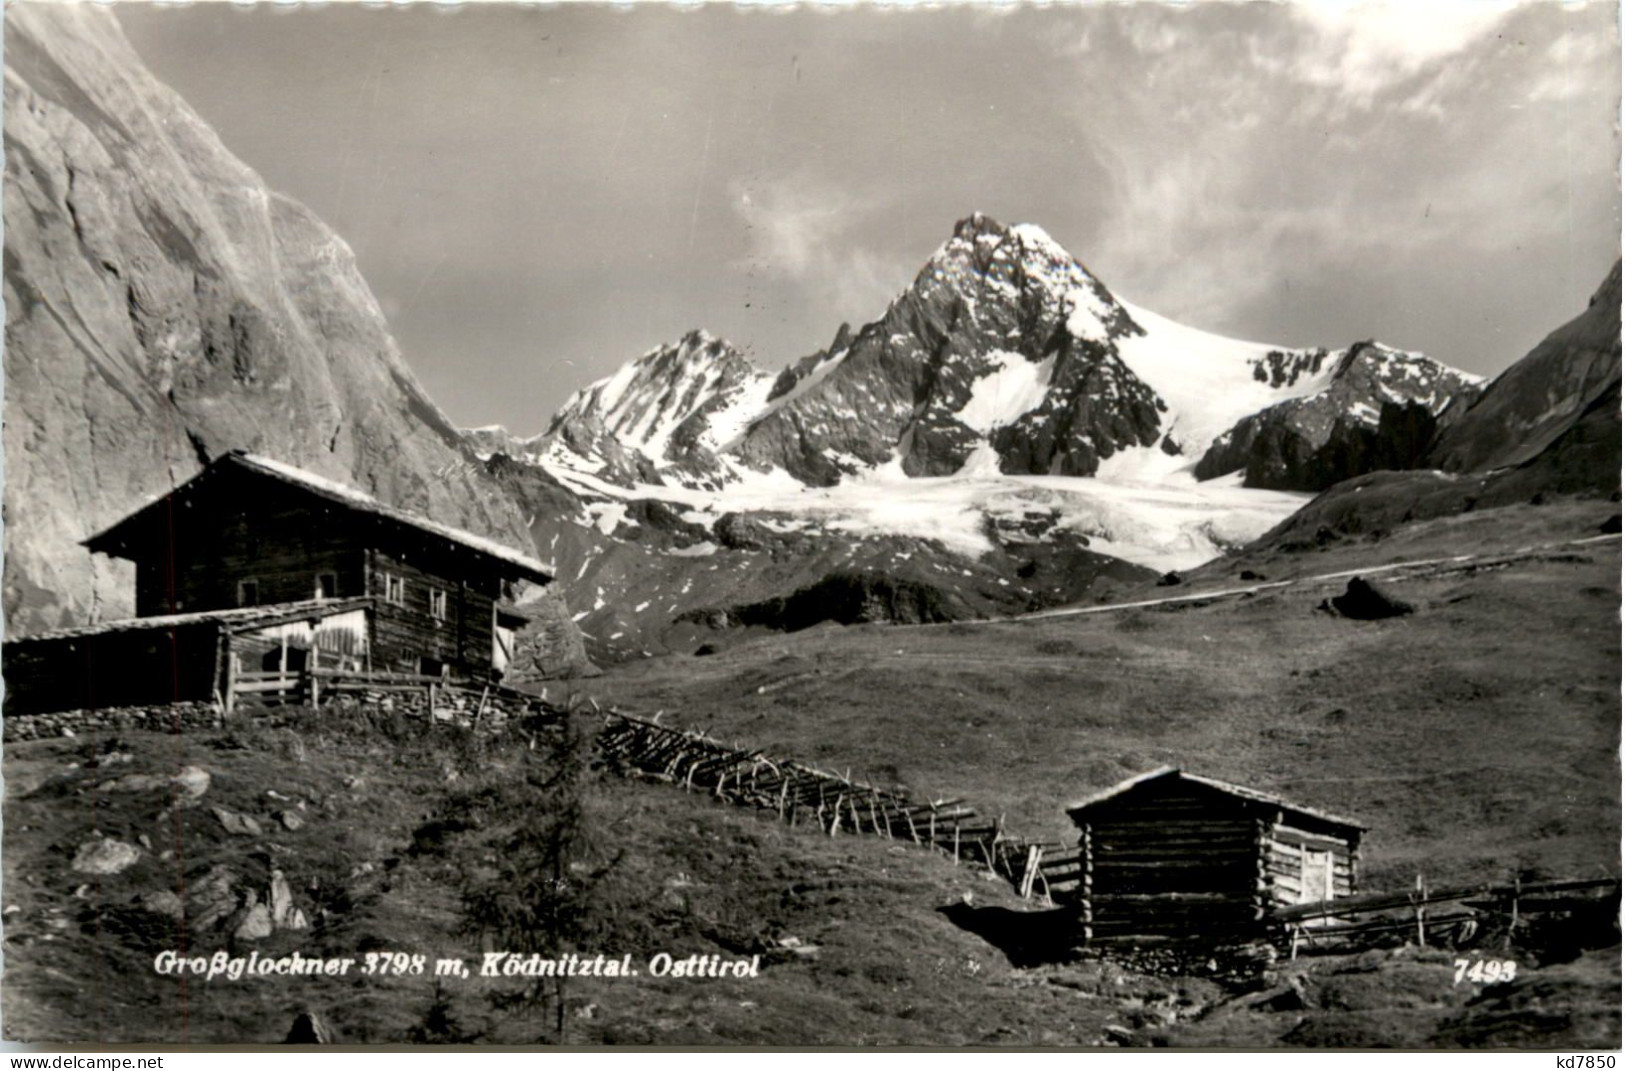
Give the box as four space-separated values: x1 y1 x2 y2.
4 499 1617 1047
8 713 1616 1049
582 499 1622 892
2 718 1145 1046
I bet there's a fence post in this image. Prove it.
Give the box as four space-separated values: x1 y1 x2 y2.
1413 873 1427 948
310 645 320 708
1020 845 1042 899
1507 873 1521 948
223 652 237 718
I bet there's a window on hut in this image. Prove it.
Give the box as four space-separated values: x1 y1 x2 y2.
429 588 448 621
237 579 259 607
384 573 405 606
316 573 338 600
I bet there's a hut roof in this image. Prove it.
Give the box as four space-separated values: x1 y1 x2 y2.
1066 765 1366 832
11 597 375 643
82 452 552 584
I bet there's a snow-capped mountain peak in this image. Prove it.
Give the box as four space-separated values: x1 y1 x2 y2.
540 329 775 475
490 213 1483 570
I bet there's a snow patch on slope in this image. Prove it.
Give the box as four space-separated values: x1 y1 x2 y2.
957 351 1056 433
1113 300 1335 460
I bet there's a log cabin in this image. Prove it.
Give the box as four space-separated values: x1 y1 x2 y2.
1066 766 1365 943
4 452 552 715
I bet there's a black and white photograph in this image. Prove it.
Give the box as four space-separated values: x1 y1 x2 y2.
0 0 1620 1051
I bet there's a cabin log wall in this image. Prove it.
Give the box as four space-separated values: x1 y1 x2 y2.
1081 781 1264 938
367 549 498 676
1074 777 1363 941
131 483 369 616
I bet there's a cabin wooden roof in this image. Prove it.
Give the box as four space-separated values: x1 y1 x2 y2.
11 597 376 643
82 452 551 584
1066 765 1367 832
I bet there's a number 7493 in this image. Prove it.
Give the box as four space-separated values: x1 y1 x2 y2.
1454 958 1517 985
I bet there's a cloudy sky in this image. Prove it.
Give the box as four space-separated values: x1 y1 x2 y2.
118 1 1620 434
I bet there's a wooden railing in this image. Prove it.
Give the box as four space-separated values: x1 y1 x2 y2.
225 666 548 723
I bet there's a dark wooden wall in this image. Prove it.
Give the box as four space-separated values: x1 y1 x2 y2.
367 548 499 676
1076 780 1362 940
1078 781 1269 939
131 482 366 616
4 624 222 715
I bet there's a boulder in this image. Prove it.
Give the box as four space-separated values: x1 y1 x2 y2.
233 903 274 941
136 889 186 921
285 1011 335 1044
188 864 241 931
212 808 263 836
172 766 211 799
1327 577 1415 620
268 870 304 930
98 774 169 793
714 512 772 551
1249 975 1309 1012
71 837 141 876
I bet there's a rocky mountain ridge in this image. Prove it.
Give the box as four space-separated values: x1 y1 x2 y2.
1194 341 1482 490
1430 260 1621 477
510 213 1481 498
460 214 1502 660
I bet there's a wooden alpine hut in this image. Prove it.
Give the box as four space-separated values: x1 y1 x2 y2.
1066 766 1366 942
5 451 553 716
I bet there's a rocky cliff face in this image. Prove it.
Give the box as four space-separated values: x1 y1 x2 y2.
731 214 1165 483
2 5 590 676
1429 260 1622 478
1194 342 1483 491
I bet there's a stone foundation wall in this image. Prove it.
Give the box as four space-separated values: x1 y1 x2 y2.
4 701 223 742
1077 939 1279 983
4 690 555 742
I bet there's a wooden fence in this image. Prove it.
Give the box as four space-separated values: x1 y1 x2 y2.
596 708 1083 903
1273 875 1620 957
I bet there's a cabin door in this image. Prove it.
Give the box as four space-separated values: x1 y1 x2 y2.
1299 849 1334 904
492 623 515 677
